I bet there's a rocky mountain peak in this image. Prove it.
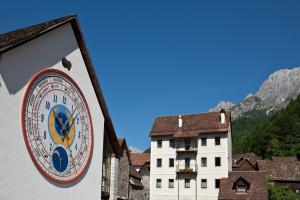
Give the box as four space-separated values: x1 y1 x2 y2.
211 67 300 119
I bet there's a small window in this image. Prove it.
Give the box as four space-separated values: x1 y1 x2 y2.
215 157 221 167
185 179 191 188
156 179 162 188
201 179 207 188
184 138 191 150
201 157 207 167
236 180 247 193
148 167 150 171
201 138 207 146
157 159 162 167
215 179 220 188
169 179 174 188
169 139 175 148
185 158 191 168
215 137 220 146
169 158 174 167
157 140 162 148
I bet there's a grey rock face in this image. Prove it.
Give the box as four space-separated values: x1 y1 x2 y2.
211 67 300 119
209 101 235 112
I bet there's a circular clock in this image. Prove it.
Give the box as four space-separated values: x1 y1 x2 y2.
21 68 93 184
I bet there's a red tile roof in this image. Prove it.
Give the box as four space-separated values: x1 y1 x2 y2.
150 111 231 137
233 153 259 167
130 153 150 167
129 165 142 179
257 158 300 181
218 171 268 200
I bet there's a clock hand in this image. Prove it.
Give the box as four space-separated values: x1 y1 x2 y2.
65 108 77 127
62 131 77 173
53 108 66 131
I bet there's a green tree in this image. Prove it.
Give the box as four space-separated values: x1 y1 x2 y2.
268 182 300 200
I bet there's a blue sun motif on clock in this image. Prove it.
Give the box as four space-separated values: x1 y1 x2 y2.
48 105 76 147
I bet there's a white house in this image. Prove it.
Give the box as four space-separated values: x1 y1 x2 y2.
0 15 121 200
149 110 232 200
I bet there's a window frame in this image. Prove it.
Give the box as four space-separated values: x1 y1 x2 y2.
215 157 221 167
169 158 174 167
184 179 191 188
201 138 207 146
201 157 207 167
157 140 162 148
215 137 221 146
169 179 174 188
156 179 162 188
215 179 220 189
201 179 207 189
169 139 175 148
157 158 162 168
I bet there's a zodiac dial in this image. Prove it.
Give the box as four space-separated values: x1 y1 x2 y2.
22 69 93 184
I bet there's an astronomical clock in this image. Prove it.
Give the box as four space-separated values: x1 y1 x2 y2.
21 69 93 184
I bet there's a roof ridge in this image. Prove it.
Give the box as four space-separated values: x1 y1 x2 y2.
154 110 230 119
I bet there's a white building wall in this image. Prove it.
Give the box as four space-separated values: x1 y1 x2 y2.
150 130 230 200
0 23 104 200
110 155 119 200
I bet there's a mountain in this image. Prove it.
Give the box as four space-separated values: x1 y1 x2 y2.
210 67 300 119
128 146 143 153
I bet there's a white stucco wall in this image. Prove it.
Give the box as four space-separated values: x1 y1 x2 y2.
0 23 104 200
109 155 119 200
150 130 230 200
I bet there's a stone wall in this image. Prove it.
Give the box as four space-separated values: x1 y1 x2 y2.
117 149 130 199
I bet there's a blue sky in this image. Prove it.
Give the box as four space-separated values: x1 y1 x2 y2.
2 1 300 150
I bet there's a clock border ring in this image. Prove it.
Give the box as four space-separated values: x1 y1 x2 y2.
21 67 94 185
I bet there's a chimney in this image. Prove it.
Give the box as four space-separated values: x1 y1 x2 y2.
220 109 226 124
178 115 183 128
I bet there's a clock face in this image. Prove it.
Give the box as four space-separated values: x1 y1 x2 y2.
22 68 93 184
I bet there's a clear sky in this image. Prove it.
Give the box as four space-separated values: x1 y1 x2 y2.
2 1 300 151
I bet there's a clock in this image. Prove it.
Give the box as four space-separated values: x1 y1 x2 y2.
21 68 93 184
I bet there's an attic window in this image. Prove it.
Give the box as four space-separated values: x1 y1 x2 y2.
235 179 248 193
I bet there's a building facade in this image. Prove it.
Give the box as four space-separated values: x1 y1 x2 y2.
150 110 232 200
0 15 120 200
130 153 151 200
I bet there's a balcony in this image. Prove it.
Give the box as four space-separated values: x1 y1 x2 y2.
176 145 198 155
176 164 198 175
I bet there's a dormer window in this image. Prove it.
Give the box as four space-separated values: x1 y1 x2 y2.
234 178 250 193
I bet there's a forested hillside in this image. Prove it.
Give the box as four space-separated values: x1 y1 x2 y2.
232 95 300 159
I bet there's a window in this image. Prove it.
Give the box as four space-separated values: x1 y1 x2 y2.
201 138 207 146
185 179 191 188
169 139 175 148
236 180 247 193
201 157 207 167
169 158 174 167
148 167 150 171
156 179 162 188
157 159 162 167
215 137 220 145
185 158 190 168
201 179 207 188
157 140 162 148
215 157 221 167
169 179 174 188
184 138 191 150
215 179 220 188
